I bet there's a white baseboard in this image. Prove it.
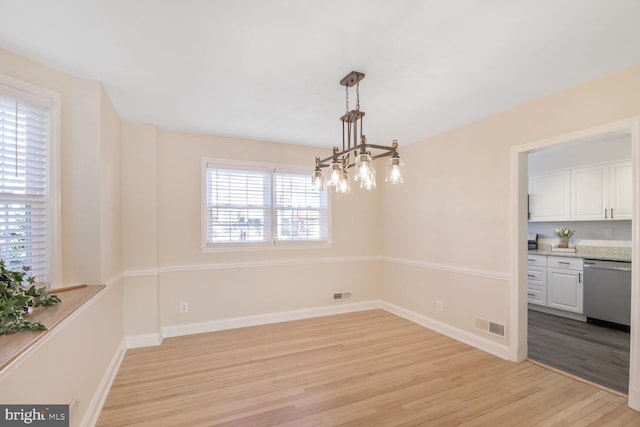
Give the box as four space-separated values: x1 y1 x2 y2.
629 386 639 411
379 301 512 361
83 338 127 427
162 300 381 338
126 333 163 349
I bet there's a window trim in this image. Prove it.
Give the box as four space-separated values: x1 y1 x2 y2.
200 158 331 252
0 74 61 287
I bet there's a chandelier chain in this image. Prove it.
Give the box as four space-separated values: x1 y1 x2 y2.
356 80 360 111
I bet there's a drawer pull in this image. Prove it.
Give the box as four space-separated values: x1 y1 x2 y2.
528 259 535 262
528 293 535 297
528 274 535 278
558 261 570 265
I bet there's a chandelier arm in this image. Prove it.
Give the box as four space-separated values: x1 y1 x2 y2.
370 152 395 160
361 143 398 151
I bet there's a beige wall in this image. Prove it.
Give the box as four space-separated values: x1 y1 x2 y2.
122 127 382 338
0 48 124 426
0 284 124 427
122 123 160 341
100 84 123 283
380 65 640 345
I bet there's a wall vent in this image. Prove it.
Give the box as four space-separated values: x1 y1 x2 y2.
473 316 506 338
333 292 352 300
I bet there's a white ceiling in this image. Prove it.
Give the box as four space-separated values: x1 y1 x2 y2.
0 0 639 148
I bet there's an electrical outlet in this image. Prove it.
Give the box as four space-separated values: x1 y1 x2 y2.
180 302 189 313
436 300 444 311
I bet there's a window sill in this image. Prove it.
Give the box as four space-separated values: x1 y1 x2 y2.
0 284 105 371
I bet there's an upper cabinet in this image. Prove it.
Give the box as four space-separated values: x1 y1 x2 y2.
529 171 571 221
609 161 632 220
571 165 608 221
529 160 631 222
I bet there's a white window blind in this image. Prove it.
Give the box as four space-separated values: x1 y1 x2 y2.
274 172 328 241
204 162 328 247
0 93 50 282
206 167 271 243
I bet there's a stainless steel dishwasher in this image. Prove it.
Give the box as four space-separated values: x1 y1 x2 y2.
583 259 632 327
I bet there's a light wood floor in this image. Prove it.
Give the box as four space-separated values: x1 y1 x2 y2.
97 310 640 426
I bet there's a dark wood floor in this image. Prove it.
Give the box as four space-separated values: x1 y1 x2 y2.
528 309 630 393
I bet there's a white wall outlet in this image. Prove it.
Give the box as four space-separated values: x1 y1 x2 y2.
436 300 444 311
605 228 613 238
180 302 189 313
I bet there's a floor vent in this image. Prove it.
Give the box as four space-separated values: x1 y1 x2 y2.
333 292 352 300
473 316 506 338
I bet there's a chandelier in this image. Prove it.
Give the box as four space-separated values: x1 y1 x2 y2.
312 71 404 193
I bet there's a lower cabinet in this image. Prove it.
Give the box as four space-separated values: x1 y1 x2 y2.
527 284 547 306
528 255 583 314
527 255 547 306
547 267 583 313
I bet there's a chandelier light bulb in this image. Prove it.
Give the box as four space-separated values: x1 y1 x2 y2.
360 167 376 190
312 169 325 191
385 156 404 184
355 152 374 182
336 170 351 193
327 162 342 187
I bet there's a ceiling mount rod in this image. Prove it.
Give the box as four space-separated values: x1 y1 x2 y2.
340 71 365 87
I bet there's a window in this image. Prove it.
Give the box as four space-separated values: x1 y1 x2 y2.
203 160 329 249
0 77 59 284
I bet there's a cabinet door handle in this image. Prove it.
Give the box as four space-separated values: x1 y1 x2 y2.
611 208 614 219
605 208 608 219
579 272 582 283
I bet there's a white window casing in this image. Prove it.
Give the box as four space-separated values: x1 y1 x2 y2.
202 159 330 251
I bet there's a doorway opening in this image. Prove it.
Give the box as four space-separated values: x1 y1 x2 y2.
510 117 640 410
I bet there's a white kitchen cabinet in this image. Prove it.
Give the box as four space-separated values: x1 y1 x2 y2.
547 256 583 314
527 255 547 306
528 171 570 222
609 161 632 220
571 165 607 221
527 285 547 306
570 161 632 221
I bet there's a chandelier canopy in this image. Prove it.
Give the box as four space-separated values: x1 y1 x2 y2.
312 71 404 193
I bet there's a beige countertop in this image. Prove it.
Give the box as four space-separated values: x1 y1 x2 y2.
529 243 631 263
